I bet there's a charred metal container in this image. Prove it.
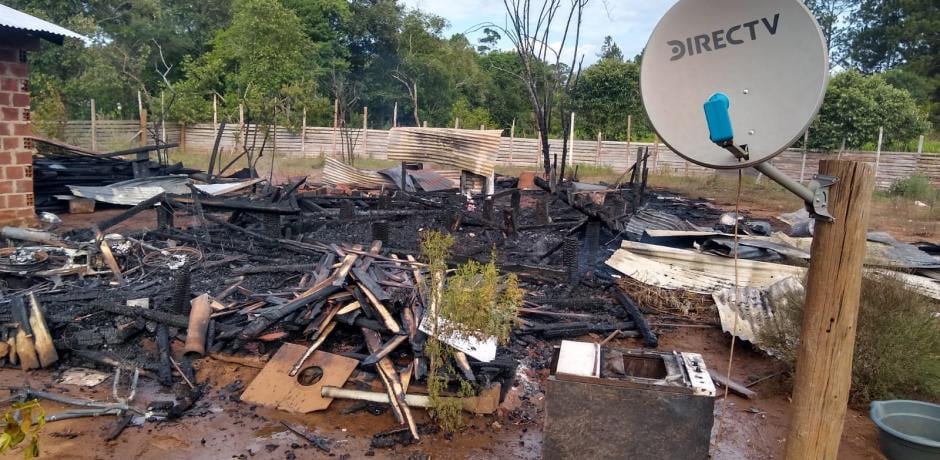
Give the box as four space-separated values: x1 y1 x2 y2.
543 341 716 460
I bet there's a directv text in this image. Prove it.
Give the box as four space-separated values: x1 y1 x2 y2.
667 13 780 62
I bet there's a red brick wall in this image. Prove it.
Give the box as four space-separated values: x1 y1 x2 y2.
0 45 35 226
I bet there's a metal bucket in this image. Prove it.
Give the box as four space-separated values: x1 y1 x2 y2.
870 400 940 460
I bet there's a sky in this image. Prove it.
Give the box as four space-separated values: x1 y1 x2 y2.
400 0 679 65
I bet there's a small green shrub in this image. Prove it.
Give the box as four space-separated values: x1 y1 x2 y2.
888 175 938 203
419 230 522 431
759 273 940 405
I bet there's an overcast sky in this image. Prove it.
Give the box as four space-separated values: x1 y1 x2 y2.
400 0 678 65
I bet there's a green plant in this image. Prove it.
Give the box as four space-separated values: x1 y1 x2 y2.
0 399 45 460
888 175 938 203
759 273 940 404
419 230 522 431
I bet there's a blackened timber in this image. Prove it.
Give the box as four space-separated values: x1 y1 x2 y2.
97 193 166 232
231 264 321 275
611 288 659 348
361 335 408 366
237 278 342 343
98 143 180 159
169 195 299 214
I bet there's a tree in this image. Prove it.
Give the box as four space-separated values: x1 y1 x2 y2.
450 98 493 129
476 28 502 54
571 58 649 140
598 36 623 62
804 0 855 64
809 70 930 150
485 0 591 175
844 0 938 73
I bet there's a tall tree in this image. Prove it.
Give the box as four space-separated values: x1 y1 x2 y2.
572 58 649 140
486 0 591 175
804 0 855 63
598 36 623 62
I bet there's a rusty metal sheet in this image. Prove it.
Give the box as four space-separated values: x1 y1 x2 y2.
240 344 358 413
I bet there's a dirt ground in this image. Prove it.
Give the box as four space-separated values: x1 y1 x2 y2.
2 173 897 459
0 326 884 460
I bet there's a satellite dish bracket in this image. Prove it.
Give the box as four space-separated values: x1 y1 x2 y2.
704 94 836 222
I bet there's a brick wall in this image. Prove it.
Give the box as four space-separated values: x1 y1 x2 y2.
0 44 35 226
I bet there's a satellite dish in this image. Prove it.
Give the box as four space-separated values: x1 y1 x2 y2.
640 0 828 169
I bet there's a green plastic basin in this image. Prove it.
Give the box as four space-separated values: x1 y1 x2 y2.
870 400 940 460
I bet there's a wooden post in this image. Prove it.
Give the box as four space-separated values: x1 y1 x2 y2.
392 102 398 128
801 130 809 183
90 99 97 151
596 131 602 166
138 91 146 147
874 126 883 180
236 103 245 154
212 93 218 132
568 112 575 166
363 106 369 158
160 91 166 144
480 124 484 131
509 119 515 166
454 117 459 129
625 114 632 167
916 135 924 154
652 135 660 170
331 98 338 157
422 121 427 128
301 107 307 157
180 123 187 152
783 160 875 460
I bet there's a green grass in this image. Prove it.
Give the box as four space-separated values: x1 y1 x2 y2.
759 273 940 405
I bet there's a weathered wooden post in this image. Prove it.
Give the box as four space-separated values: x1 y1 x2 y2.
331 98 338 157
800 130 809 183
90 99 97 151
509 118 515 166
363 106 369 158
138 91 147 148
874 126 883 182
568 112 575 166
301 107 307 157
784 160 875 460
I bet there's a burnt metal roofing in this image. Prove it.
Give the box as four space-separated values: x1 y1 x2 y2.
0 4 86 44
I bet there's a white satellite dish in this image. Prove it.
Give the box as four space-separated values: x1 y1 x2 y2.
640 0 828 169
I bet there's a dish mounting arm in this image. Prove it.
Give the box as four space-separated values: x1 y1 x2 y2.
703 93 836 222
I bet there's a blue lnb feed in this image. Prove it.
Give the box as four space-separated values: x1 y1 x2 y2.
703 93 733 144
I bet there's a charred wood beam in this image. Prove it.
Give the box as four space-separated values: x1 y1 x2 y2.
96 193 167 232
611 288 658 348
168 195 299 214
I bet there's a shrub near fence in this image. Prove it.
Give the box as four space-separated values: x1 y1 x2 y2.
46 120 940 189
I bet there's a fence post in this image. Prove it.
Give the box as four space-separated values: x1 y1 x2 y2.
329 99 337 157
160 92 166 144
212 93 218 133
874 126 883 181
237 103 245 154
301 107 307 157
422 121 427 128
509 119 515 167
480 124 484 131
90 99 97 151
596 131 602 166
138 91 147 148
392 102 398 128
363 106 369 158
800 130 809 183
180 123 186 152
568 112 575 166
653 134 660 170
625 114 632 169
917 135 924 154
454 117 459 129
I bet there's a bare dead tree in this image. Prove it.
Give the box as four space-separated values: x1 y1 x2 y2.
332 68 363 165
391 71 420 127
479 0 590 176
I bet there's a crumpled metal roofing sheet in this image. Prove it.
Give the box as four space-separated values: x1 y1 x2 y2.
605 240 806 293
386 128 502 177
712 277 804 347
322 157 391 189
0 5 86 41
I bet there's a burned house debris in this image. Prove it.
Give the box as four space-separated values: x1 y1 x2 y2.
1 122 938 458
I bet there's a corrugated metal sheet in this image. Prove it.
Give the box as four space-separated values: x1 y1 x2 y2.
69 176 190 205
712 277 804 346
605 240 806 293
0 5 86 42
624 210 697 241
322 157 390 189
387 128 502 177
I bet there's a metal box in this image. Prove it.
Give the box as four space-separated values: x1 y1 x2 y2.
542 341 716 460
